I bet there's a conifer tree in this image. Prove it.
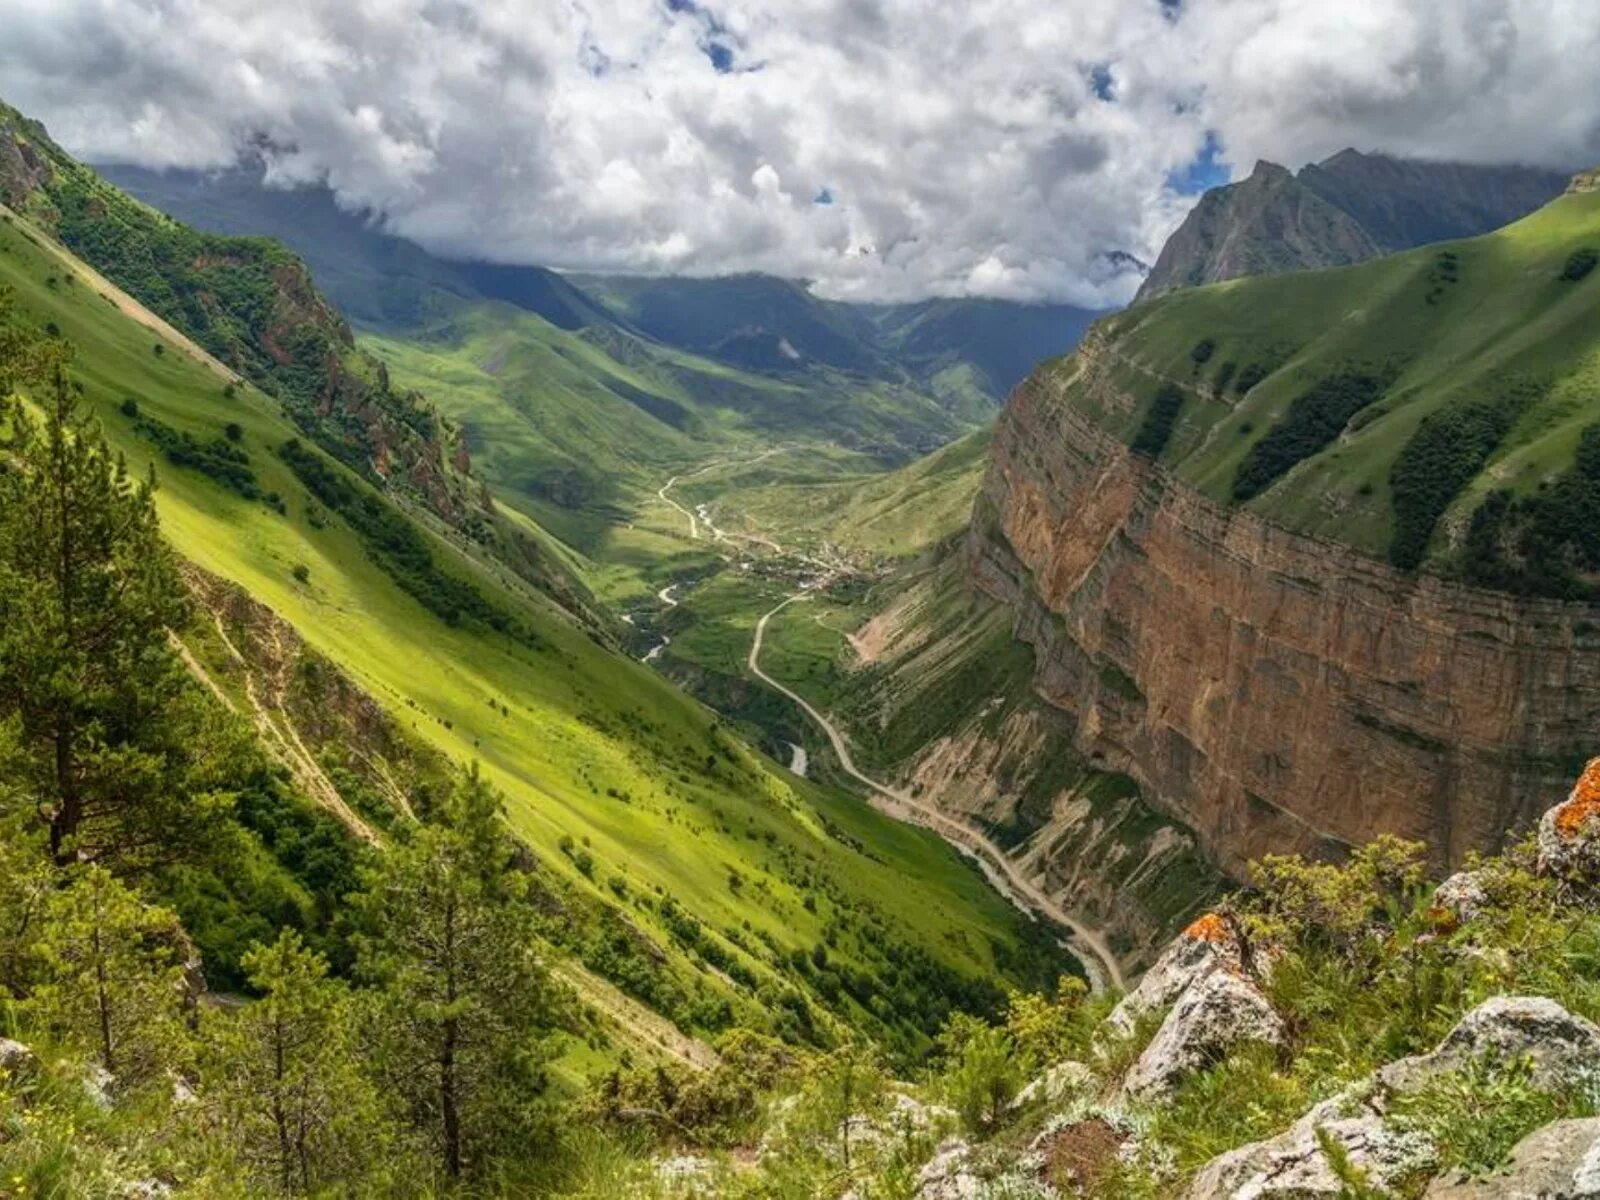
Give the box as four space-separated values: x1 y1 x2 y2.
31 865 188 1084
203 929 396 1194
355 769 561 1179
0 354 226 867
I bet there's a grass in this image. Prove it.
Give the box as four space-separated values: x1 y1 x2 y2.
0 212 1072 1067
678 429 994 562
1067 189 1600 566
361 302 985 556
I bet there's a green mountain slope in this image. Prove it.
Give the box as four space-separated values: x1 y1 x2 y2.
681 426 997 562
1067 177 1600 593
1136 150 1568 302
0 143 1071 1062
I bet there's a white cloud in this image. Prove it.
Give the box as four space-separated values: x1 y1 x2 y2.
0 0 1594 304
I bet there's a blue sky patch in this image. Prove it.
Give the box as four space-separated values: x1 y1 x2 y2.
1167 131 1229 194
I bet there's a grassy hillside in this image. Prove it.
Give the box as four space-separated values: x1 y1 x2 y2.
360 304 978 548
678 427 995 562
0 201 1071 1063
1070 184 1600 592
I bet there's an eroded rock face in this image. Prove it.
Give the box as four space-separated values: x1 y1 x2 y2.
1122 968 1285 1101
969 363 1600 876
1425 1117 1600 1198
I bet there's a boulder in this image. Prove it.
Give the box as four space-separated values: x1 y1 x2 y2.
1378 996 1600 1095
1122 969 1285 1100
1186 997 1600 1198
915 1138 981 1200
1430 871 1490 927
1188 1113 1435 1198
1425 1117 1600 1198
1011 1059 1095 1111
83 1062 115 1109
1538 758 1600 879
1106 912 1249 1036
0 1037 35 1076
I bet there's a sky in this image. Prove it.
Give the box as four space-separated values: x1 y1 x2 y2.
1 0 1597 307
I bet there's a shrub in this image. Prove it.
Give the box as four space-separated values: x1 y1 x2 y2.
133 412 262 501
1234 363 1269 394
224 421 243 442
1233 373 1386 501
1130 385 1185 460
292 563 310 584
1460 422 1600 599
1561 248 1598 282
1190 338 1216 368
1387 397 1520 570
1212 361 1237 393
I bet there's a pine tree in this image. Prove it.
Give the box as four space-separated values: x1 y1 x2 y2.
30 865 189 1085
203 929 397 1194
0 360 227 867
796 1040 890 1171
355 769 561 1179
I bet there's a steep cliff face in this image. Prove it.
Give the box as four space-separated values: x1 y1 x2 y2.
967 344 1600 877
836 553 1222 970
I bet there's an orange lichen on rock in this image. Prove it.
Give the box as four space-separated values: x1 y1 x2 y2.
1183 912 1230 943
1554 758 1600 840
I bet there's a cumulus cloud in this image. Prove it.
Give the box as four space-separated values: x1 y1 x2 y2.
0 0 1595 304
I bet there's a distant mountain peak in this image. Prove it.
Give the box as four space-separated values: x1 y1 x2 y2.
1137 151 1569 302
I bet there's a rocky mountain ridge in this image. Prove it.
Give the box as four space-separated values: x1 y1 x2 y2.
1137 150 1568 301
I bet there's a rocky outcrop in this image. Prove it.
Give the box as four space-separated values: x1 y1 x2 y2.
1538 757 1600 880
1187 997 1600 1199
915 1138 981 1199
1426 1117 1600 1198
969 356 1600 877
1106 911 1260 1036
1121 967 1285 1100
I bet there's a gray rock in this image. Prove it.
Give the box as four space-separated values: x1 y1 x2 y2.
1122 969 1285 1101
0 1037 35 1075
1537 760 1600 879
1432 871 1490 925
117 1182 173 1200
83 1063 115 1109
1186 997 1600 1198
1106 915 1242 1037
1425 1117 1600 1198
1378 996 1600 1095
1188 1113 1436 1198
1011 1059 1094 1110
916 1138 981 1200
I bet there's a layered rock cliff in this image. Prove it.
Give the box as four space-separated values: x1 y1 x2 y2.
966 339 1600 877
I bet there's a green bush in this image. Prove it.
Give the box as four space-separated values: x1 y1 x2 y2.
1387 397 1520 570
1233 373 1386 501
1561 248 1598 282
1461 422 1600 599
1234 363 1269 394
1130 385 1185 460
